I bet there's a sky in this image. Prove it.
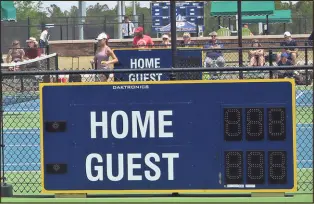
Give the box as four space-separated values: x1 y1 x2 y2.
41 1 298 12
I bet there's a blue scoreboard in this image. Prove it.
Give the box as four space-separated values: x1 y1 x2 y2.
151 1 204 32
112 48 203 81
40 79 296 194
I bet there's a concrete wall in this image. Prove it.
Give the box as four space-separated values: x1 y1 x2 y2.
48 34 311 57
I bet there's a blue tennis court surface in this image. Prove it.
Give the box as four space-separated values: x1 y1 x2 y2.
2 124 313 171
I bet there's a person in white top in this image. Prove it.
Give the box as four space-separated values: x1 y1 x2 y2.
122 16 135 39
161 34 171 48
39 27 49 54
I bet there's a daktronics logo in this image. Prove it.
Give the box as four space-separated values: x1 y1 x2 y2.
113 85 150 90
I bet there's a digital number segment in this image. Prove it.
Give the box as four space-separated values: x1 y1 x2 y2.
267 108 286 140
224 151 287 185
246 151 265 184
224 108 242 141
224 107 287 141
245 108 264 141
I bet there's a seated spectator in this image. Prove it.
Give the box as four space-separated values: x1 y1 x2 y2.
24 37 41 69
248 39 265 66
277 32 298 65
204 31 225 68
180 32 193 47
277 53 294 79
133 27 154 48
278 52 293 66
161 34 171 48
6 40 25 71
24 37 41 60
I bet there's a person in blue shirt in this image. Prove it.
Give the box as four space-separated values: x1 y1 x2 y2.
277 52 294 78
204 31 225 68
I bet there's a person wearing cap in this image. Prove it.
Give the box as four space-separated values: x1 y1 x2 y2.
181 32 192 47
91 32 118 82
277 52 294 79
122 16 135 39
133 27 154 48
203 31 225 68
277 31 298 65
24 37 41 60
161 34 171 48
39 27 49 55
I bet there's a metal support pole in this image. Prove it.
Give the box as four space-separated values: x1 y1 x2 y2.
78 1 86 40
117 1 122 39
170 0 177 80
237 0 243 79
228 18 231 30
266 15 269 35
269 49 273 78
27 17 31 39
133 1 138 28
218 16 221 29
60 25 63 40
66 17 69 40
122 1 126 16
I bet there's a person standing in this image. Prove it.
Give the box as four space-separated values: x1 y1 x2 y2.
39 27 49 55
132 27 154 48
122 16 135 39
91 32 119 82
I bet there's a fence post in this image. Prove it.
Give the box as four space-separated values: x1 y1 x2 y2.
142 14 145 31
66 17 69 40
55 54 59 82
103 17 106 31
304 42 309 85
27 17 31 39
60 25 63 40
304 42 308 65
0 65 13 197
269 49 273 79
47 45 50 70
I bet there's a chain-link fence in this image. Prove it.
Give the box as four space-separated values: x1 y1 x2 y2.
0 65 313 195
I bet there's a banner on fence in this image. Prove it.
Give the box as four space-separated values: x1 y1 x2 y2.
40 79 296 194
112 48 203 81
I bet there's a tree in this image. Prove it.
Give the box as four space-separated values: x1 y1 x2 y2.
46 4 66 18
14 1 47 37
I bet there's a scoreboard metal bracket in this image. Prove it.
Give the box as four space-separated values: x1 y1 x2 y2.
40 79 297 194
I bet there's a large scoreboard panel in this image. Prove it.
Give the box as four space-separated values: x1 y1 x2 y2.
40 79 296 193
151 2 204 32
